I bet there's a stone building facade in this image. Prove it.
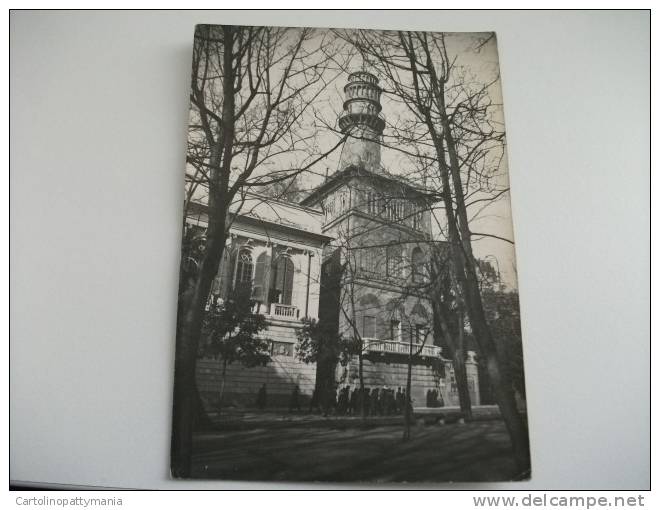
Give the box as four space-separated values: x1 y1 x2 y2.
187 196 331 408
189 70 480 410
300 70 479 407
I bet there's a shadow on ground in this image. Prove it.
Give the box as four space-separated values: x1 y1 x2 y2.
190 417 520 483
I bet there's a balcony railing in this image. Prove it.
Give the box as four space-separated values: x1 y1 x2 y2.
268 303 299 320
364 338 442 358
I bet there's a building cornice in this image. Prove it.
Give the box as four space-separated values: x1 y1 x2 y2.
186 200 334 244
299 165 436 207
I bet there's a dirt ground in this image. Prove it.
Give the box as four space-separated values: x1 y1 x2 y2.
191 418 523 483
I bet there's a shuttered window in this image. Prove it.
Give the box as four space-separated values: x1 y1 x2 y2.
234 248 254 291
252 251 270 301
269 256 294 305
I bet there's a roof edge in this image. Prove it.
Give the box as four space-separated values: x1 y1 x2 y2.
300 165 434 206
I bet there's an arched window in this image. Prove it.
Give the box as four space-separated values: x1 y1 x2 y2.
234 248 254 291
269 256 295 305
252 251 270 301
411 303 429 320
411 247 425 283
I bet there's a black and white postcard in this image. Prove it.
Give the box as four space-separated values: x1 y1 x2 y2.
171 24 530 482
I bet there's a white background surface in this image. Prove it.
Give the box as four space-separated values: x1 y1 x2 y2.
10 10 650 489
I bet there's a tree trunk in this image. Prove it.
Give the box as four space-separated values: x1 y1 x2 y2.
417 61 530 473
217 359 228 417
431 289 473 421
453 309 473 420
171 227 228 478
440 131 529 474
358 352 366 419
442 126 529 472
439 162 528 472
403 332 413 441
171 26 236 479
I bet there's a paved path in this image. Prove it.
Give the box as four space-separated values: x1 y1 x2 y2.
191 418 522 483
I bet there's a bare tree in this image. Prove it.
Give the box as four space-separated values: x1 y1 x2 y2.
346 29 530 474
317 176 437 431
172 25 346 478
429 246 473 421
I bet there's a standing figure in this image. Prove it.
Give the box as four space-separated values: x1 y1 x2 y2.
387 388 395 415
437 388 445 408
256 383 267 410
370 388 380 416
336 386 345 415
338 385 350 415
289 384 301 413
363 388 371 416
349 387 359 416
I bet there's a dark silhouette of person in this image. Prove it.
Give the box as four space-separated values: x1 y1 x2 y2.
437 388 445 407
386 388 395 415
426 389 433 408
395 387 403 414
349 387 358 416
256 383 267 410
289 384 301 413
337 385 349 415
363 388 371 416
370 388 380 416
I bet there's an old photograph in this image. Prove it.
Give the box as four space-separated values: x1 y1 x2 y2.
171 24 530 482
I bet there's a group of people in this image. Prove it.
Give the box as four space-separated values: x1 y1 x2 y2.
307 385 412 417
425 388 445 408
254 382 444 414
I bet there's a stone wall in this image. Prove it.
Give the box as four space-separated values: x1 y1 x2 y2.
337 354 481 408
339 356 439 406
443 354 481 407
196 321 316 409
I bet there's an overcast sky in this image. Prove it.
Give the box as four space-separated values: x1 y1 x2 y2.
188 28 519 289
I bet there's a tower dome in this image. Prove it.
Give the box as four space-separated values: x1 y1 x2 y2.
337 71 385 172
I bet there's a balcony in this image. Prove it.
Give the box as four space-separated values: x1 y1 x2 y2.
268 303 299 320
364 338 442 358
338 110 386 132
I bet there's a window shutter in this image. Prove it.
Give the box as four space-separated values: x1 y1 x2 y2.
283 258 294 305
252 251 269 301
211 251 226 296
261 252 271 302
269 255 293 305
227 248 238 293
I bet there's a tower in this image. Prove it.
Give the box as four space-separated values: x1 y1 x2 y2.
301 70 479 409
337 71 386 172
